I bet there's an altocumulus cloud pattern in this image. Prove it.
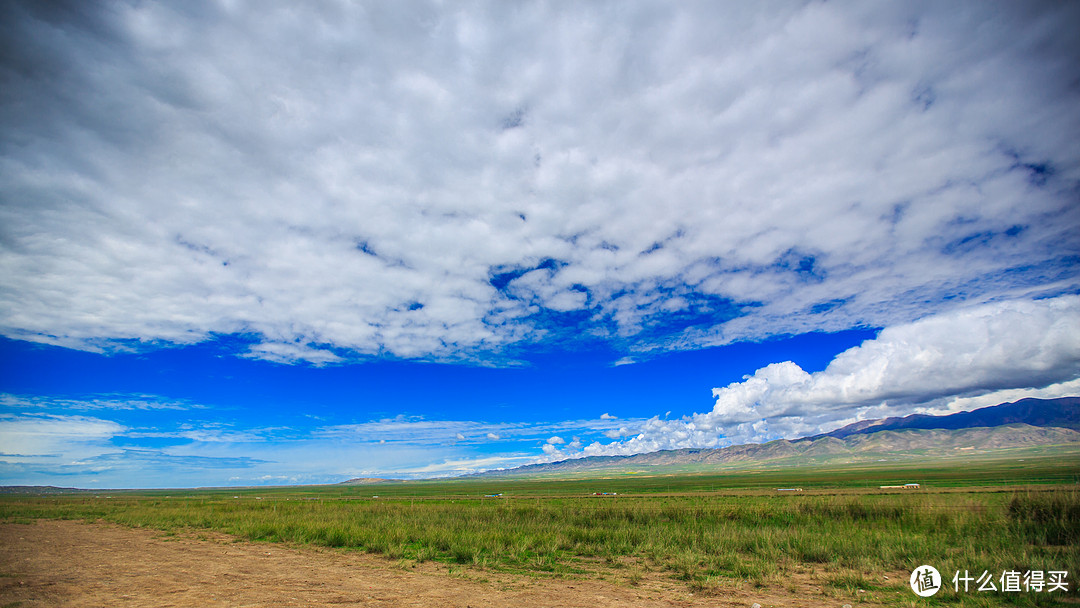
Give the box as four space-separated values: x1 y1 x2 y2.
1 1 1077 366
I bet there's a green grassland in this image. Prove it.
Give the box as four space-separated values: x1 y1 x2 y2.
3 449 1079 606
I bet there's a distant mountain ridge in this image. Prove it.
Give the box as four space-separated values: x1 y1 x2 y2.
0 486 85 494
807 396 1080 440
339 477 400 485
474 424 1079 477
473 396 1080 478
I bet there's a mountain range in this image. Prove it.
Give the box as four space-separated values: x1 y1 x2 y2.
806 396 1080 439
473 397 1080 478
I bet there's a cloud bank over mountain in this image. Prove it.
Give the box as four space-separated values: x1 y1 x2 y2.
546 295 1080 458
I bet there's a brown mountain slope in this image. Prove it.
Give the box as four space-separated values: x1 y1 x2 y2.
475 423 1080 477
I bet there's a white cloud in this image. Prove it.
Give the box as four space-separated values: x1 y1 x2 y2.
0 406 645 484
602 427 635 440
600 413 616 420
0 393 204 411
571 295 1080 456
242 342 342 366
314 415 630 446
0 2 1076 363
0 414 125 459
395 454 538 477
125 426 279 444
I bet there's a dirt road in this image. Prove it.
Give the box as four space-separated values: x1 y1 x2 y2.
0 520 869 607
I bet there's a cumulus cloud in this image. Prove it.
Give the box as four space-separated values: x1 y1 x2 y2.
602 427 636 440
551 295 1080 457
0 2 1077 363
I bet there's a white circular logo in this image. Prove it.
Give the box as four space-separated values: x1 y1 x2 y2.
910 565 941 597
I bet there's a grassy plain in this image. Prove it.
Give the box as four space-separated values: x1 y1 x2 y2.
2 448 1079 606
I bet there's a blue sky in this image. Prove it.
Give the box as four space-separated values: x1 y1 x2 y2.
1 1 1078 487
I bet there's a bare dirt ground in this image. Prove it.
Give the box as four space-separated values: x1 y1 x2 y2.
0 520 891 607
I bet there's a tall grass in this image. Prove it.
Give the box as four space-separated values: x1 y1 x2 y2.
3 488 1078 605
